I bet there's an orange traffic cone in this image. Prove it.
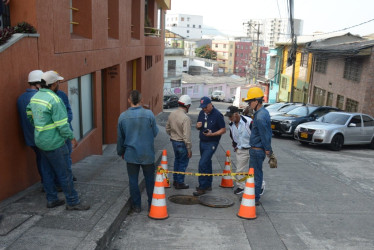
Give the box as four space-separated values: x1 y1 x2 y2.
148 167 169 220
161 150 170 188
220 150 234 188
237 168 256 220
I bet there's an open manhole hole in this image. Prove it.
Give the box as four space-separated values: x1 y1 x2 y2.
168 195 200 205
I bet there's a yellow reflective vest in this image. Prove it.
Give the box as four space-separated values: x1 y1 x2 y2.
26 88 74 151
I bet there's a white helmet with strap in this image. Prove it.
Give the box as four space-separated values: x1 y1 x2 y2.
178 95 192 106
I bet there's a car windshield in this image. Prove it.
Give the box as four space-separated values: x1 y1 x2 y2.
266 103 285 111
287 106 318 116
163 96 171 101
317 113 350 125
278 105 299 113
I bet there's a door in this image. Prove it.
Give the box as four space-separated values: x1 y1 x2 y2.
345 115 362 144
362 115 374 143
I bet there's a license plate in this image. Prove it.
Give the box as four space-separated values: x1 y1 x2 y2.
300 132 308 138
271 124 275 129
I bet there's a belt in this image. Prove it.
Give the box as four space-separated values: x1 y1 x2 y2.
241 147 251 150
251 147 264 150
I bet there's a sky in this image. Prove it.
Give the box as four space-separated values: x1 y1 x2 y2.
167 0 374 37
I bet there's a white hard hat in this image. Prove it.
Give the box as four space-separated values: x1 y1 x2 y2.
28 70 43 83
178 95 192 106
42 71 64 85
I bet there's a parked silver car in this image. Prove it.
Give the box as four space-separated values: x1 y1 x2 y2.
294 112 374 151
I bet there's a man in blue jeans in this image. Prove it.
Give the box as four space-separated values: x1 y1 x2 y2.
193 96 226 196
244 87 272 206
166 95 192 189
27 71 89 211
117 90 159 213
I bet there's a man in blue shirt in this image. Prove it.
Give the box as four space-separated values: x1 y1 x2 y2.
17 70 44 183
245 87 272 206
193 96 226 196
117 90 159 213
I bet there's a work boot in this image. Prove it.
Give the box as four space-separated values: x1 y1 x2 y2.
195 186 212 191
66 203 90 211
175 183 189 189
47 199 65 208
193 189 206 196
255 201 261 206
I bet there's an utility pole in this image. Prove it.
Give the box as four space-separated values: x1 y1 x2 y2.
243 20 262 84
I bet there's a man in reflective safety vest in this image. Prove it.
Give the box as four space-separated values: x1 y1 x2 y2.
27 71 89 211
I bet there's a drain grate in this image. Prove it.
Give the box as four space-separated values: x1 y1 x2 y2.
168 195 200 205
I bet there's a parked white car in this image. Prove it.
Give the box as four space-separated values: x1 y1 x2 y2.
294 112 374 151
211 90 225 102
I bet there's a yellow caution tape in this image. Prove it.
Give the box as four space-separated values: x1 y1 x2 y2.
158 154 253 184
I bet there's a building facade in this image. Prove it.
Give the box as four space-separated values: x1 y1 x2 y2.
0 0 170 201
165 13 203 39
265 47 283 103
307 39 374 117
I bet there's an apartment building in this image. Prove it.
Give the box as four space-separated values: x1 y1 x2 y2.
244 18 303 48
0 0 170 201
165 13 203 39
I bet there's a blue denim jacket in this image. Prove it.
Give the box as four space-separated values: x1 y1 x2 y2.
17 89 38 146
117 106 159 164
250 106 272 152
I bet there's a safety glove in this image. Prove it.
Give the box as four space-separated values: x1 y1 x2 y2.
268 153 277 168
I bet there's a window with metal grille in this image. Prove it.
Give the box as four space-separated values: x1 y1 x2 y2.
300 53 308 67
336 95 344 110
345 98 358 112
281 77 287 89
145 56 152 70
343 58 362 82
315 57 327 73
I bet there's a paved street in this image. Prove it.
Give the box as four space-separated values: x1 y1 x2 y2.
109 101 374 250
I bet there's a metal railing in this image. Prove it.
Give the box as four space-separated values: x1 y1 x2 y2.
144 27 161 37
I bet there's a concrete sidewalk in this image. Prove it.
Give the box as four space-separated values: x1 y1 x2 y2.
0 124 170 250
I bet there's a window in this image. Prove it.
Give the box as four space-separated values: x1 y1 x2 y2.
362 115 374 127
199 25 201 28
315 56 327 73
187 17 190 21
230 45 233 49
230 88 236 95
223 44 226 48
205 62 212 67
70 0 93 38
345 98 358 112
193 85 199 93
349 115 362 127
343 58 362 82
108 0 119 39
145 56 152 70
181 17 184 21
183 61 187 67
187 30 189 33
187 24 189 27
300 53 308 67
281 77 287 89
168 60 176 76
336 95 344 110
193 24 195 28
326 92 333 106
236 45 240 49
171 80 181 88
312 87 326 106
68 74 94 141
229 53 232 57
215 44 218 48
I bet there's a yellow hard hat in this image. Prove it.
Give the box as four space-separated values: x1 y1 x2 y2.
245 87 264 102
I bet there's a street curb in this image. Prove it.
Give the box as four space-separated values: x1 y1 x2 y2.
89 150 163 250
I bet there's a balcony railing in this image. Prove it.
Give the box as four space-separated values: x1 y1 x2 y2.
144 27 161 37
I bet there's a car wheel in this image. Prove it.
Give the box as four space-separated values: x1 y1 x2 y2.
370 137 374 149
329 134 343 151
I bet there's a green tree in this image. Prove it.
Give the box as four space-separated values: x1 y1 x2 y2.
195 45 217 60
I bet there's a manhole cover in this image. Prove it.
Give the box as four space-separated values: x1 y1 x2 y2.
168 195 200 205
198 195 234 208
